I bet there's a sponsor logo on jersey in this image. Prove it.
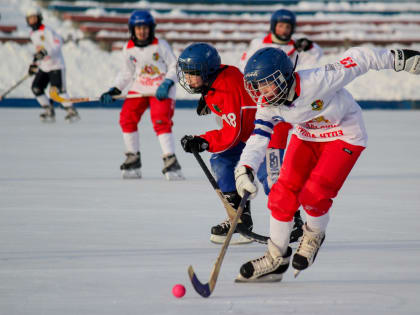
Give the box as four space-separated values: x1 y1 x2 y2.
153 52 159 61
129 55 137 63
311 99 324 111
307 116 330 124
40 35 45 41
141 65 161 75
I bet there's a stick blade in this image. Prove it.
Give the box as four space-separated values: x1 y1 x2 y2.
188 265 212 298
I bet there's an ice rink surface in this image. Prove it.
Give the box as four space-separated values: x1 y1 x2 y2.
0 108 419 314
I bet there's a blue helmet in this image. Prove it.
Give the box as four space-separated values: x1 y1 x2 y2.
244 47 295 106
270 9 296 42
177 43 221 94
128 10 156 47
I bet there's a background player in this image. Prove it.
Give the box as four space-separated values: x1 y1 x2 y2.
100 10 184 180
234 46 420 282
26 7 79 122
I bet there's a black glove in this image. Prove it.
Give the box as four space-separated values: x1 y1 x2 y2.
294 38 313 52
391 49 420 74
28 63 38 75
100 87 121 104
196 96 211 116
34 48 48 61
180 135 209 153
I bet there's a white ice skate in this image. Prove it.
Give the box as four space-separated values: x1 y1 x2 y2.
162 154 185 181
64 106 80 123
120 152 142 179
235 240 292 282
292 223 325 278
40 105 55 123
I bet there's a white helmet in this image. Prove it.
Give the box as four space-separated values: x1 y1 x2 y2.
25 7 42 18
25 7 43 30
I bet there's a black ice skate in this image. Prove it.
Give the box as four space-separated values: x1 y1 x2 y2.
292 223 325 278
39 104 55 123
162 154 185 180
120 151 142 179
290 210 304 244
236 240 292 282
64 106 80 123
210 192 253 245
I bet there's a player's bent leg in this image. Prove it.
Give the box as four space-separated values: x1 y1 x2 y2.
293 140 364 276
32 71 54 122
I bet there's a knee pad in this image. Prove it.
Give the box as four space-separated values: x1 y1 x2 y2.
299 176 335 217
31 85 44 96
268 180 300 222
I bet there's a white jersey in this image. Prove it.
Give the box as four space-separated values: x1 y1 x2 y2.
240 33 323 72
114 38 177 99
239 47 394 171
30 25 65 72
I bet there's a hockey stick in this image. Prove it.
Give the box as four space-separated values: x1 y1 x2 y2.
192 150 269 244
49 86 151 104
0 73 31 101
188 190 251 298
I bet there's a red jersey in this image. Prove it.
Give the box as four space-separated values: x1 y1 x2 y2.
199 65 257 153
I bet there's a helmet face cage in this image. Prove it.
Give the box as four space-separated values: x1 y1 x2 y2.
176 60 206 94
244 70 290 106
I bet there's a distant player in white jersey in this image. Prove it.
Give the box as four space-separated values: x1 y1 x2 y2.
26 7 79 123
239 9 323 72
99 10 184 180
234 46 420 282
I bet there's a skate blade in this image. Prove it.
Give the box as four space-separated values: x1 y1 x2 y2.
164 170 185 181
294 269 301 278
121 169 142 179
40 117 56 123
210 233 253 245
65 116 81 123
235 273 283 283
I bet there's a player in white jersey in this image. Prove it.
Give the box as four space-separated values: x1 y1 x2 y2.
240 9 324 243
99 10 184 180
26 8 79 123
233 46 420 282
239 9 323 72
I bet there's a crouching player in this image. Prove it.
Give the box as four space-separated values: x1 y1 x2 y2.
234 47 420 281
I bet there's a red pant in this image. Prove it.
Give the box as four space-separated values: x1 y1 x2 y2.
268 135 365 222
119 95 175 135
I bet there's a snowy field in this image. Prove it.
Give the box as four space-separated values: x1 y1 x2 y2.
0 108 419 315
